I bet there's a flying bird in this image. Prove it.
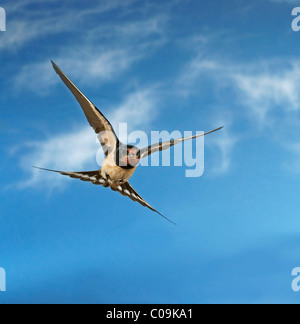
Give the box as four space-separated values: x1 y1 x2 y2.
35 61 223 224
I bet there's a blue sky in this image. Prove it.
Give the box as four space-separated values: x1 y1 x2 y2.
1 0 300 304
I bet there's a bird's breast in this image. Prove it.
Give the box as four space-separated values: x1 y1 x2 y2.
101 156 136 185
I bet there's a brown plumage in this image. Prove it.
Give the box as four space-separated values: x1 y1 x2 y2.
34 61 223 224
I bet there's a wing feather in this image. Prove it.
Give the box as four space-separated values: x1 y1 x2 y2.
140 126 223 159
116 182 176 225
33 167 108 186
51 61 118 156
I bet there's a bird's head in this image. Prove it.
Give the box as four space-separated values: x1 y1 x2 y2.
115 145 141 169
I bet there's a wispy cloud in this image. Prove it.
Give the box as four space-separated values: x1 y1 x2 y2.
178 51 300 124
176 37 300 174
14 48 142 95
232 62 300 124
1 0 138 53
207 117 237 176
12 15 168 94
1 0 169 97
20 127 99 189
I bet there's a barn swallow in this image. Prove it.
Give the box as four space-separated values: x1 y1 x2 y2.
34 61 223 224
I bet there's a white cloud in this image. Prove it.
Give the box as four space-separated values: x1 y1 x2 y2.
211 130 237 176
12 13 167 94
178 53 300 124
225 60 300 175
112 89 158 129
20 127 99 189
207 118 237 176
232 62 300 124
1 0 138 52
2 0 168 97
14 61 58 95
15 48 141 95
176 48 300 174
176 56 221 97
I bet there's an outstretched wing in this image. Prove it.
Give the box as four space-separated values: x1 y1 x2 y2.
114 182 176 225
33 167 108 186
140 126 224 159
51 61 118 156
